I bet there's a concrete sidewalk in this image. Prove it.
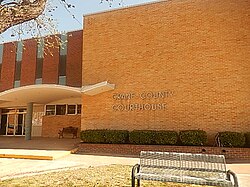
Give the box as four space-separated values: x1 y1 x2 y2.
0 154 249 187
0 154 138 181
0 136 79 160
0 149 71 160
0 136 80 150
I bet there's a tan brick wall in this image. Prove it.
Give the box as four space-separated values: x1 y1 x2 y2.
82 0 250 141
42 115 81 137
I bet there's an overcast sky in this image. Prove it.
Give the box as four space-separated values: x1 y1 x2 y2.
0 0 157 43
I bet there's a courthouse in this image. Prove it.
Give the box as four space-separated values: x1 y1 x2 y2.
0 0 249 141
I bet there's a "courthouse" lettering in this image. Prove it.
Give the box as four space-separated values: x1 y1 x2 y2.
112 103 167 111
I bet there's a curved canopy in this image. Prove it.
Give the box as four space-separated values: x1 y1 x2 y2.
0 84 81 107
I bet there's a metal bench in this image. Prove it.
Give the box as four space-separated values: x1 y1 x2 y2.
131 151 238 187
58 126 78 139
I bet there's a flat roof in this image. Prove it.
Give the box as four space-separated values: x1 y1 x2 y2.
83 0 164 17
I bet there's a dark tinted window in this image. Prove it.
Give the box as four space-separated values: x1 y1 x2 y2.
46 105 55 115
14 41 23 82
77 105 81 114
56 105 66 115
36 38 44 79
59 34 67 77
0 44 3 81
67 105 76 114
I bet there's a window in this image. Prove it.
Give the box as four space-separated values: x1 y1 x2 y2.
14 80 20 88
0 44 3 64
35 78 42 84
58 34 67 85
36 38 44 80
14 41 23 87
67 105 76 114
2 109 10 114
46 105 55 115
56 105 66 115
59 76 66 85
0 44 3 81
77 105 81 114
45 104 81 115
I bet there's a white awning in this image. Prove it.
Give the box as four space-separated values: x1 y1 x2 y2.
0 81 115 107
0 84 81 107
81 81 115 96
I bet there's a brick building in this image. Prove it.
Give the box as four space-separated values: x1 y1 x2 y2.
0 0 249 142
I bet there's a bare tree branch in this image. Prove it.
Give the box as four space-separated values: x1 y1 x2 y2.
0 0 47 34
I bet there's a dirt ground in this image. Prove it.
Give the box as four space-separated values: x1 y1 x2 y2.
0 165 209 187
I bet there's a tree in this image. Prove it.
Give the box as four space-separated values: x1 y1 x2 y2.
0 0 47 34
0 0 119 36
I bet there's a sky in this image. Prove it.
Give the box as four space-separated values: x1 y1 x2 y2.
0 0 157 43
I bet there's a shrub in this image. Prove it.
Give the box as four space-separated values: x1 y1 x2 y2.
245 132 250 148
105 130 129 144
80 130 106 143
153 131 178 145
80 130 129 144
179 130 207 146
129 130 178 145
218 131 246 147
129 130 155 145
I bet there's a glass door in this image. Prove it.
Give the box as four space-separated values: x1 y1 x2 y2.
0 109 26 136
6 114 15 135
15 114 25 135
0 114 7 135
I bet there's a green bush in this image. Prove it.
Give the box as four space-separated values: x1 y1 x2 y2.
153 131 178 145
105 130 129 144
129 130 154 145
80 130 106 143
245 132 250 148
80 130 129 144
218 131 246 147
179 130 207 146
129 130 178 145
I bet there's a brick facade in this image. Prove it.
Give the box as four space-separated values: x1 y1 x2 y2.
20 39 37 86
82 0 250 142
66 30 83 87
42 35 60 84
42 115 81 137
0 42 16 91
0 33 83 137
78 143 250 161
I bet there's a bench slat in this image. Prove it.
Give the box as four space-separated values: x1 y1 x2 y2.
135 173 233 187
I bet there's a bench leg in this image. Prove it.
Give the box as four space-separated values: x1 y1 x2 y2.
227 170 239 187
137 179 140 187
131 164 140 187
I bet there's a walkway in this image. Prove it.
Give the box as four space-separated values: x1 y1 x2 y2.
0 136 249 186
0 136 79 160
0 136 79 150
0 154 249 186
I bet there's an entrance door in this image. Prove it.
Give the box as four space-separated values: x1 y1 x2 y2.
15 114 25 135
0 114 7 135
1 113 25 136
6 114 15 135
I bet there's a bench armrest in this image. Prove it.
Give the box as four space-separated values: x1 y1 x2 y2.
227 170 239 187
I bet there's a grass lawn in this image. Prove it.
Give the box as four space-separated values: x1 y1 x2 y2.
0 165 211 187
